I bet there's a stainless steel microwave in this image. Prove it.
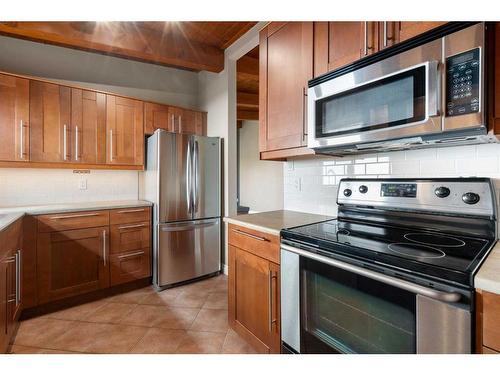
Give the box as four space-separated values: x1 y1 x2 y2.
307 23 496 155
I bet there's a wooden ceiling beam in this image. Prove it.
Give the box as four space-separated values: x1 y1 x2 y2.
0 22 229 72
236 55 259 76
237 92 259 108
237 109 259 121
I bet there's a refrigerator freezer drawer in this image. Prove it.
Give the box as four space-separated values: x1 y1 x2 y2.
156 218 221 287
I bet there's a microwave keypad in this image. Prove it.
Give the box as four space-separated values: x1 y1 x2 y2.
446 48 480 117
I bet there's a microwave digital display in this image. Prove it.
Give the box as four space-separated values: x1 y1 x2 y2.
381 184 417 198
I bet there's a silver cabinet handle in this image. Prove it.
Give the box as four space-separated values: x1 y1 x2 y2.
383 21 388 47
281 244 462 303
102 229 107 266
63 124 68 160
49 213 101 220
179 115 183 133
302 87 308 142
75 125 79 161
117 208 146 214
19 120 25 159
118 223 147 230
171 114 176 132
268 270 273 332
231 228 269 242
109 129 114 161
15 250 21 305
118 251 145 260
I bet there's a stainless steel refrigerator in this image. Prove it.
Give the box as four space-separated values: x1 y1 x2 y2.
140 130 221 289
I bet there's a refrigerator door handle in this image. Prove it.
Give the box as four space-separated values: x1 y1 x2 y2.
159 219 219 232
186 138 192 214
193 140 200 213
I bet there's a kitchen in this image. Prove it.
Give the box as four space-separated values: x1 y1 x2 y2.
1 0 499 373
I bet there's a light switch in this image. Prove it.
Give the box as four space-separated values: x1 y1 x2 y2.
79 179 87 190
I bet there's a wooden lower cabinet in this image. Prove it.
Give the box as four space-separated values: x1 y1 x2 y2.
476 289 500 354
0 218 23 353
37 226 110 304
228 224 280 354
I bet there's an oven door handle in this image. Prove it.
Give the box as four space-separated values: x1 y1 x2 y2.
281 244 461 303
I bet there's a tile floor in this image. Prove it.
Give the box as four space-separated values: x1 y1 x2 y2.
9 274 257 354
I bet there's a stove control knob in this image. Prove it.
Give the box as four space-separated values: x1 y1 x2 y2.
462 192 480 205
434 186 450 198
359 185 368 194
343 189 352 197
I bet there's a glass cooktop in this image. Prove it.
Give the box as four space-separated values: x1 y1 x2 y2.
281 219 494 287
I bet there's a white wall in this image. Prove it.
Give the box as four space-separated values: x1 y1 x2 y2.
0 169 138 207
0 35 199 108
239 120 283 212
284 144 500 217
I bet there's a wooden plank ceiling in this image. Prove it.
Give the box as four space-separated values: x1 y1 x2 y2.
0 21 257 72
237 46 259 121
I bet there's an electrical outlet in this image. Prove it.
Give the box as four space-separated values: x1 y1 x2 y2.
79 179 87 190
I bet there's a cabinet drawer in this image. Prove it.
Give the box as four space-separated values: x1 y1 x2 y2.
110 249 151 286
483 291 500 352
110 207 151 225
37 210 109 232
110 222 150 254
228 224 280 264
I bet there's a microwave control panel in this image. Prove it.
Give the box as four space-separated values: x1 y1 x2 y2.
446 48 480 117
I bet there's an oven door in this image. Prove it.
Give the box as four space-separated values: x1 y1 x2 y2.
281 245 472 354
308 40 443 150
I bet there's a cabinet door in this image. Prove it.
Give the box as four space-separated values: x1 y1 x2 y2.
0 74 29 162
30 81 71 163
378 21 400 50
229 245 280 353
110 222 150 254
0 255 8 353
37 226 110 304
144 102 171 135
106 95 144 165
71 89 106 164
398 22 447 43
178 109 204 135
260 22 313 152
110 250 151 286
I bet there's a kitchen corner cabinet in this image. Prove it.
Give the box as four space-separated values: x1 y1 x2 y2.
476 289 500 354
0 218 23 353
228 224 281 353
259 22 313 159
106 95 144 166
0 74 29 162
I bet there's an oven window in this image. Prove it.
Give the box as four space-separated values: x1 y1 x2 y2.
301 258 416 354
315 66 426 138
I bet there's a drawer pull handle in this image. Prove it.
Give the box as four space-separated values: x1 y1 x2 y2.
49 213 101 220
118 251 145 259
117 209 146 214
232 228 269 242
102 230 107 266
118 223 147 230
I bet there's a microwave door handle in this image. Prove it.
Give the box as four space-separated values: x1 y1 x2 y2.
427 60 440 117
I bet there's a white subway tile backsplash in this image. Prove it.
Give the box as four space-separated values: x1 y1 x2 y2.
284 143 500 216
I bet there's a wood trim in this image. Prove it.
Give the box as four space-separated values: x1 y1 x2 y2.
258 27 268 152
476 289 484 353
0 160 143 170
260 147 315 160
313 22 329 78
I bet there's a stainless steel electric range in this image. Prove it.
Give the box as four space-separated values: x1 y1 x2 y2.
280 178 497 354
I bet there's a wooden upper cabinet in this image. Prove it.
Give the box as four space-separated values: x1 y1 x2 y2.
378 21 400 50
71 89 106 164
30 81 71 163
314 22 379 77
144 102 171 135
398 22 447 43
260 22 313 153
178 109 205 135
106 95 144 166
0 74 29 162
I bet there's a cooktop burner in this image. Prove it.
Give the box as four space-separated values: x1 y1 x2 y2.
281 218 494 286
404 233 466 247
388 242 446 259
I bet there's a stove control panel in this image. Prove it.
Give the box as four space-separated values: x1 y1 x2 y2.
337 179 495 217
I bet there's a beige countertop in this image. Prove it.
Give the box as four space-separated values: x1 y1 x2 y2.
475 241 500 294
0 200 152 231
224 210 331 235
